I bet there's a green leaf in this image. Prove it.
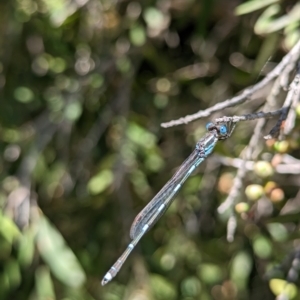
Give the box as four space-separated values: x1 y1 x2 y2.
150 274 177 300
143 7 165 29
126 123 156 148
198 264 223 284
255 3 300 34
87 169 113 195
35 215 86 287
129 25 146 46
4 259 21 289
35 266 56 300
181 276 201 297
64 101 83 121
14 87 34 103
18 228 35 267
235 0 279 15
269 279 297 298
230 251 252 290
267 223 288 242
0 213 21 244
252 235 272 259
254 4 280 34
50 57 66 73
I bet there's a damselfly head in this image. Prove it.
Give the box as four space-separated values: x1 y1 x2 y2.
206 122 229 139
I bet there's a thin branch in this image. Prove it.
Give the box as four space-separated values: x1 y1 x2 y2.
227 215 237 242
266 75 282 108
214 155 300 174
280 50 300 90
264 64 300 139
284 62 300 135
214 108 284 124
161 40 300 128
263 108 289 139
5 116 58 229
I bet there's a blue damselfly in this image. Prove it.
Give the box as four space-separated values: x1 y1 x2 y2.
102 121 234 285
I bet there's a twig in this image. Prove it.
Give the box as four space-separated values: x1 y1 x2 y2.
276 164 300 175
263 108 289 139
280 51 300 90
264 64 300 139
267 75 282 108
280 154 300 164
283 62 300 135
227 215 237 242
214 109 283 124
214 155 300 174
5 117 58 229
161 40 300 128
287 249 300 283
214 155 255 170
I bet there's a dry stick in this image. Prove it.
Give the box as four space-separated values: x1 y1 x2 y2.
226 215 237 243
214 155 255 170
276 164 300 174
264 65 300 139
284 62 300 135
161 40 300 128
280 52 300 90
264 108 289 139
214 155 300 174
18 123 58 186
268 75 282 108
214 109 283 124
9 120 58 229
281 153 300 164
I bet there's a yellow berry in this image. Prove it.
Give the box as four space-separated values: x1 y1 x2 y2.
254 161 274 178
245 184 264 201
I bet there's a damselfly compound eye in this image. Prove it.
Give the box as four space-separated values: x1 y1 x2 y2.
219 125 227 135
206 122 213 130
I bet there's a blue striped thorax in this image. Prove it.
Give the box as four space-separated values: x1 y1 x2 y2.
195 130 218 157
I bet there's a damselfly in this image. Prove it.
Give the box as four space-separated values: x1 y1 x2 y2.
102 121 235 285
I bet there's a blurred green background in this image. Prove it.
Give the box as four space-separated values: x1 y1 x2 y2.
0 0 300 299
